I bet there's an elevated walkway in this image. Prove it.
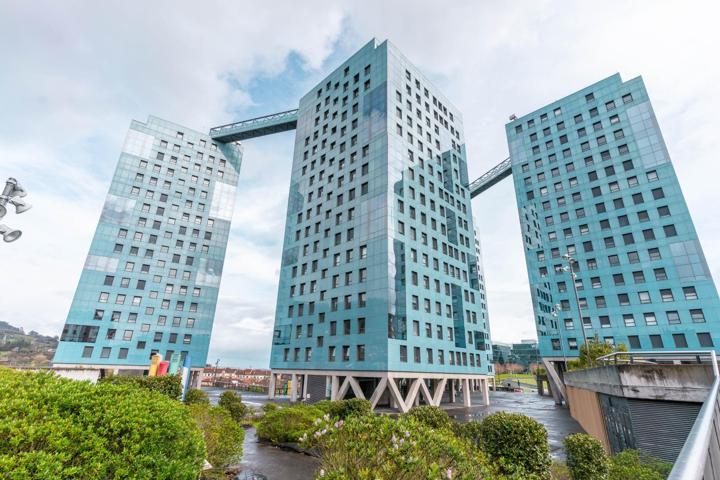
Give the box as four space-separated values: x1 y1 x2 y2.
468 157 512 198
210 109 298 143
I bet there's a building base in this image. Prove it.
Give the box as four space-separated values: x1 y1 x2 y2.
269 369 491 413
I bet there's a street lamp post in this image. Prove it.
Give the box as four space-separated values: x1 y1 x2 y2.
0 177 31 243
562 253 591 359
551 304 568 364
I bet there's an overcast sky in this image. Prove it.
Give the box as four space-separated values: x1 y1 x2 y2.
1 0 719 368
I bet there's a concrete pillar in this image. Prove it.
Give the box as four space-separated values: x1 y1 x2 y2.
290 373 298 402
331 375 339 400
268 372 276 399
302 374 309 400
481 378 490 406
463 378 472 407
450 379 456 403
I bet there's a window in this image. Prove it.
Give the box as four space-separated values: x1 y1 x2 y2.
654 268 668 281
660 289 674 302
644 313 657 326
691 309 706 323
628 336 641 349
666 311 681 324
673 333 688 348
650 335 664 348
698 333 714 348
623 314 635 327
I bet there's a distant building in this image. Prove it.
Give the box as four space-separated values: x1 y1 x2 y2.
201 367 270 389
511 340 539 367
491 342 512 365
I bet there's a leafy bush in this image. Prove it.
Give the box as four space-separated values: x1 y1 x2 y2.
406 405 452 430
256 404 325 444
564 433 610 480
262 402 279 413
188 404 244 470
302 413 496 479
480 412 552 478
609 449 671 480
185 388 210 405
452 420 483 448
315 398 371 419
218 391 247 422
0 367 204 479
98 373 182 400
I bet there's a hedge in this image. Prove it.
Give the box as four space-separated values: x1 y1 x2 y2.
97 373 182 400
0 367 204 480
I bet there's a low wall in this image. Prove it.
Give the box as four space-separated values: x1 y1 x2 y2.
564 363 710 461
565 364 713 402
566 385 610 452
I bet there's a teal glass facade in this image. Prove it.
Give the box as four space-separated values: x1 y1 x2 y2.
53 116 242 369
269 40 492 376
507 74 720 358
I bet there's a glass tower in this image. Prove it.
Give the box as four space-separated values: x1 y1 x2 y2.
269 40 492 409
53 116 242 375
507 74 720 360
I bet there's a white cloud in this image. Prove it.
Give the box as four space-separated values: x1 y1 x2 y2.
1 0 718 363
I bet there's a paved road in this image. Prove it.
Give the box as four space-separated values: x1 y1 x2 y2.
203 388 582 478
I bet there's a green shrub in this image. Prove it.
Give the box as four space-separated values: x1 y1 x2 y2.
609 449 671 480
0 367 204 479
480 412 552 478
564 433 610 480
262 402 279 413
314 398 371 419
188 404 244 470
453 420 483 448
218 391 247 422
98 373 182 400
406 405 452 430
256 404 325 444
185 388 210 405
302 413 496 479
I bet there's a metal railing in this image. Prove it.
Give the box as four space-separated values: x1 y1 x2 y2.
597 350 720 479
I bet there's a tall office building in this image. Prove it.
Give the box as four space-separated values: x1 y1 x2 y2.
53 116 242 380
268 40 492 411
507 74 720 366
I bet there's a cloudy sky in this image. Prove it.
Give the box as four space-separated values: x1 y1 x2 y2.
1 1 719 368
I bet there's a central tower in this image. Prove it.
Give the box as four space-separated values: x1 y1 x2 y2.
268 40 492 411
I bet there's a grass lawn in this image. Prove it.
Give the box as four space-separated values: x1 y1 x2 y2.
495 373 537 387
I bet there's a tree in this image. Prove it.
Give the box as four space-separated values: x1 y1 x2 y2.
218 391 247 422
568 335 627 370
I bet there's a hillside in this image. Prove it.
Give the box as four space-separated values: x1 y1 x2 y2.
0 321 58 368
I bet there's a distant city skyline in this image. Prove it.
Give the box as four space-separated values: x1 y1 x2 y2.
1 1 719 368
